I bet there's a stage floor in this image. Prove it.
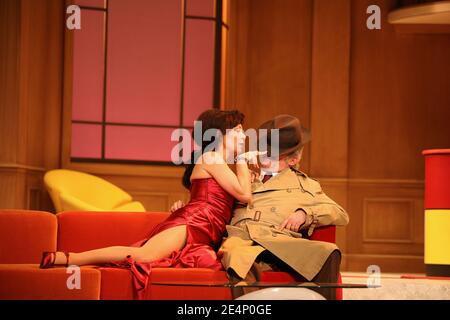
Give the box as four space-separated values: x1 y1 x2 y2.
341 272 450 300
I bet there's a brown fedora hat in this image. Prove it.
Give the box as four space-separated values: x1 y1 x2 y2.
258 114 311 157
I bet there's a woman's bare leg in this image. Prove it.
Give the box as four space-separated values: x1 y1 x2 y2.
55 225 187 266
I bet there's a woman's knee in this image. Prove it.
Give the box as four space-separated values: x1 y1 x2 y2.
131 247 155 263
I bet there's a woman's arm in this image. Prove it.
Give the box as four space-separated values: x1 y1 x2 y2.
201 152 252 204
234 158 253 203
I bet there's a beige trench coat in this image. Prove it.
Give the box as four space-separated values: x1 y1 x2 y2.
219 167 349 280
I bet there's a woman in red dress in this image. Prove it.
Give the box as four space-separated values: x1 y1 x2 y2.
39 109 256 299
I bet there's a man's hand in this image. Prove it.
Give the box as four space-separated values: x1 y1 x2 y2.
170 200 185 213
279 210 307 232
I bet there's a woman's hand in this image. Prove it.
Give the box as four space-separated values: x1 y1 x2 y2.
250 170 260 183
236 151 267 168
170 200 185 213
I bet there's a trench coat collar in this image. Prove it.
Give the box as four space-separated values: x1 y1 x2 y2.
252 167 303 193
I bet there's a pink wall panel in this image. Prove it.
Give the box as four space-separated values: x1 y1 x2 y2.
71 124 102 158
105 0 182 126
71 10 105 122
73 0 106 8
182 19 215 127
186 0 215 17
105 126 185 162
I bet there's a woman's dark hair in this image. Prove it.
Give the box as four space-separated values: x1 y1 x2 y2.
182 109 245 189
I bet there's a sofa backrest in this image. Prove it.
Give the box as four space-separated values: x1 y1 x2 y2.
57 211 170 252
0 210 57 263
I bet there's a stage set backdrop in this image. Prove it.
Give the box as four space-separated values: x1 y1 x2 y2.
1 0 450 273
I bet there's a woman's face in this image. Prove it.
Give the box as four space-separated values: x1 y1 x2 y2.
224 124 246 156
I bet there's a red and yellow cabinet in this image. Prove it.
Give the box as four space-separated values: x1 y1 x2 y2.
423 149 450 276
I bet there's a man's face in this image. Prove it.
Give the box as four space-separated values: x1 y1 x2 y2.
258 153 282 173
258 148 303 173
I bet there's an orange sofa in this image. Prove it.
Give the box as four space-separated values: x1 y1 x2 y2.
0 209 341 300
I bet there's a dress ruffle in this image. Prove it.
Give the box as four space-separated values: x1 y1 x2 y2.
106 243 223 299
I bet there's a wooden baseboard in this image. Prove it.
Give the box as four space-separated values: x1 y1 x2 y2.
343 253 425 273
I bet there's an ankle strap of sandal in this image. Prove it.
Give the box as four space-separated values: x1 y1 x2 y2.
64 252 70 267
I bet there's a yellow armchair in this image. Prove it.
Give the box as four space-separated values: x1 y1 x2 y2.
44 169 145 213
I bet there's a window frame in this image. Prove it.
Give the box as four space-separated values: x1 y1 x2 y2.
62 0 229 169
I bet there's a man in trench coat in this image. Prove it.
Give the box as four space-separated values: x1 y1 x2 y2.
219 114 349 299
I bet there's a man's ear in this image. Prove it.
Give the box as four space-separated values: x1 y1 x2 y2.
288 151 302 167
287 157 297 167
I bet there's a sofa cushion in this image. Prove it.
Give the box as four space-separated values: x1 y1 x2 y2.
97 267 135 300
0 210 57 263
149 268 232 300
57 211 169 252
0 264 101 300
97 267 232 300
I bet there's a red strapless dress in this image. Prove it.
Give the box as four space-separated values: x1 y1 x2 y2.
104 178 235 299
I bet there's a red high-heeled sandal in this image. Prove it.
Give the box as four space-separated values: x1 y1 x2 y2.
39 251 70 269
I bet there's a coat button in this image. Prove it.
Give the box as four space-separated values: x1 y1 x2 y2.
287 188 292 193
270 207 276 212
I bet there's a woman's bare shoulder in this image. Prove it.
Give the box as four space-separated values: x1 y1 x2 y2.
197 151 226 165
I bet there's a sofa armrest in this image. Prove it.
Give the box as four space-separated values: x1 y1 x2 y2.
308 225 336 244
0 210 57 263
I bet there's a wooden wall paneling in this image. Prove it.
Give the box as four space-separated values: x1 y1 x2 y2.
309 0 351 267
129 191 190 213
363 198 415 244
0 0 21 165
26 170 47 211
43 0 65 170
310 0 351 179
225 0 313 172
18 0 64 169
0 1 23 208
18 0 43 167
0 164 46 210
0 168 26 210
345 179 425 272
0 0 64 211
349 0 450 180
224 0 249 110
344 0 450 272
344 253 424 273
393 24 450 34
